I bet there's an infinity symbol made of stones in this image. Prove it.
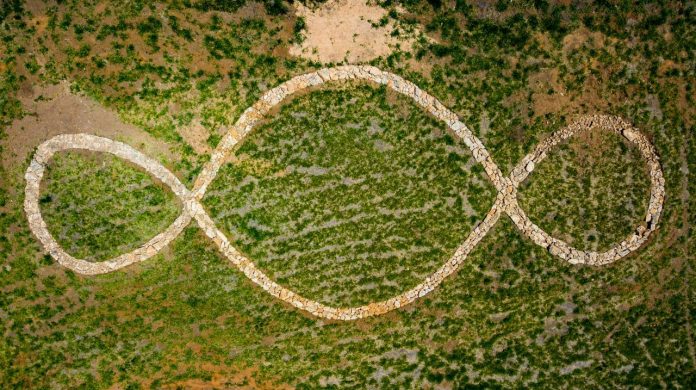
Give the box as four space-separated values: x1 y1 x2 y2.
24 66 665 320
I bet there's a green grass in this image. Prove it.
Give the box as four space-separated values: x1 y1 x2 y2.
40 151 181 262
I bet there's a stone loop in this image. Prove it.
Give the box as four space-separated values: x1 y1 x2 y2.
24 66 664 320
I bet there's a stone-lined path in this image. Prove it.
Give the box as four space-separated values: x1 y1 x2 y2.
24 66 665 320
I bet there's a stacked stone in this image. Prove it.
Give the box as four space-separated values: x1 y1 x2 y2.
24 134 193 276
24 66 665 320
505 114 665 266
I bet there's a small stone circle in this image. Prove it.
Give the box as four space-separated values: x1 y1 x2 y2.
24 65 665 320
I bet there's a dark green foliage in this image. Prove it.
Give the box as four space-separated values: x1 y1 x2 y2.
193 0 247 13
0 0 22 23
293 16 306 43
137 16 163 49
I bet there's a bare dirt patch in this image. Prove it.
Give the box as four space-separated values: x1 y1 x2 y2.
23 0 50 16
178 118 212 155
529 68 570 117
2 82 178 176
29 14 49 35
289 0 417 63
562 27 606 53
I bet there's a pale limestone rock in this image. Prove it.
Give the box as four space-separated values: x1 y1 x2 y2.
23 68 664 321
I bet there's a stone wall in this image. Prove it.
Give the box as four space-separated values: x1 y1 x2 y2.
24 66 665 320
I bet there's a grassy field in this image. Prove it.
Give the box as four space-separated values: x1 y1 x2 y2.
0 0 694 388
204 83 495 307
40 151 181 262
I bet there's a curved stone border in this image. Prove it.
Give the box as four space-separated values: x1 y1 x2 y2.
24 66 665 320
24 134 194 275
506 115 665 265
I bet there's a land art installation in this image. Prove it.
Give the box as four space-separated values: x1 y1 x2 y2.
25 66 665 320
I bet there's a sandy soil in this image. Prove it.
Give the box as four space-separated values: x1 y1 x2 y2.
2 81 177 176
177 118 212 155
289 0 417 63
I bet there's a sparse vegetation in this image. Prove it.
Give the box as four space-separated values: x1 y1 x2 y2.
518 130 651 251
